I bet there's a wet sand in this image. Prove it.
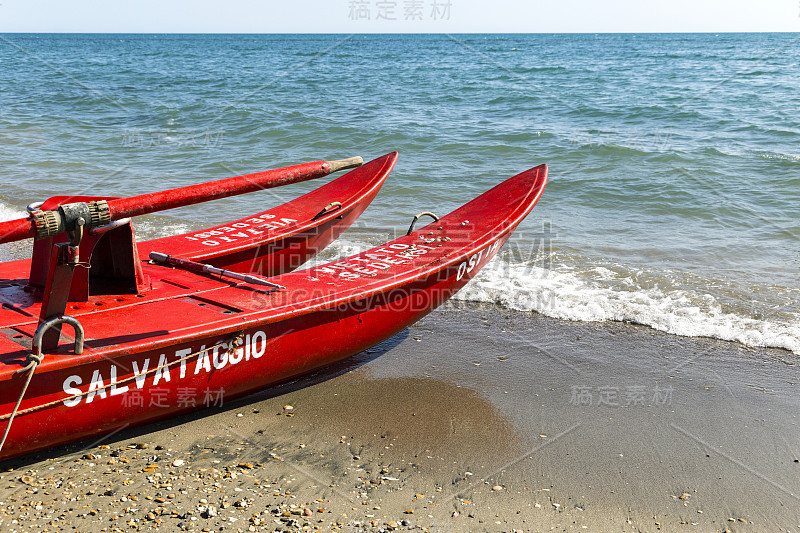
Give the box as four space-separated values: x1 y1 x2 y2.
1 302 799 532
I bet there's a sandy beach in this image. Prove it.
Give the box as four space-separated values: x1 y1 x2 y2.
1 301 797 532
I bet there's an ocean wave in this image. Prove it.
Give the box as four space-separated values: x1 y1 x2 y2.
453 258 800 355
0 201 30 262
519 66 567 73
571 142 653 157
133 220 194 241
758 151 800 163
737 70 782 76
298 236 800 355
0 201 26 222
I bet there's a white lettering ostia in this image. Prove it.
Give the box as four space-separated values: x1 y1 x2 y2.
456 240 502 281
61 330 270 407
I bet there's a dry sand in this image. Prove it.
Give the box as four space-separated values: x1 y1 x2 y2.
1 301 799 532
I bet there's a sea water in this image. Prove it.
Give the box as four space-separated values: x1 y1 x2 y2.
1 33 798 353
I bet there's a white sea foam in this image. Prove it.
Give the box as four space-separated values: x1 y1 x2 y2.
0 202 25 222
0 201 30 261
453 257 800 355
133 220 193 241
309 236 800 355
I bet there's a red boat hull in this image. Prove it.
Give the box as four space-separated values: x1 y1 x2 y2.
138 152 397 275
0 163 547 461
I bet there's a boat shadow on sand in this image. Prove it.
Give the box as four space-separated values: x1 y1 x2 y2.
0 329 409 469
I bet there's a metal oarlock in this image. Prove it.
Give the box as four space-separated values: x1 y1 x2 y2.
31 315 85 361
407 211 440 235
67 217 85 248
0 315 85 457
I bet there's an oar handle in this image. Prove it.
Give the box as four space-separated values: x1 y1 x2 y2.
106 157 363 220
327 156 363 173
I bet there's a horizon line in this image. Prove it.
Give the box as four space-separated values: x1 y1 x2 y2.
1 30 799 35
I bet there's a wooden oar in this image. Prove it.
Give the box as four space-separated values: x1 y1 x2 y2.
0 156 363 245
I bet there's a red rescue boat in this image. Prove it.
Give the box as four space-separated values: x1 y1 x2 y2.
0 160 547 461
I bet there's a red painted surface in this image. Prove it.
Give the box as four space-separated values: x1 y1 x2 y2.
0 162 547 461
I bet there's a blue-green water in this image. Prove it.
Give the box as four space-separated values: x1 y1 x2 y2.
1 33 798 352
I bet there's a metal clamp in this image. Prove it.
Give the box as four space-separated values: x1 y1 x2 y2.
407 212 440 235
312 202 342 221
67 217 85 247
31 315 85 360
32 200 111 240
88 218 132 237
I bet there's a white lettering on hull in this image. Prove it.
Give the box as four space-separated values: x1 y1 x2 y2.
61 328 271 407
183 214 298 247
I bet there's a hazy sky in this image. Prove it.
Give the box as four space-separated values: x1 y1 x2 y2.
1 0 798 33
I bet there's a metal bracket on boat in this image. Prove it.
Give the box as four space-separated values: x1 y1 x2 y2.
64 218 91 269
88 218 132 237
67 218 85 247
406 212 440 235
29 315 85 365
33 200 111 240
312 202 342 221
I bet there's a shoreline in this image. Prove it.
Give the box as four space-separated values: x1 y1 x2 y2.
1 302 799 531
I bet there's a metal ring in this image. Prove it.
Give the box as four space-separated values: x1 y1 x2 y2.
26 201 44 215
407 212 440 236
32 315 85 356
